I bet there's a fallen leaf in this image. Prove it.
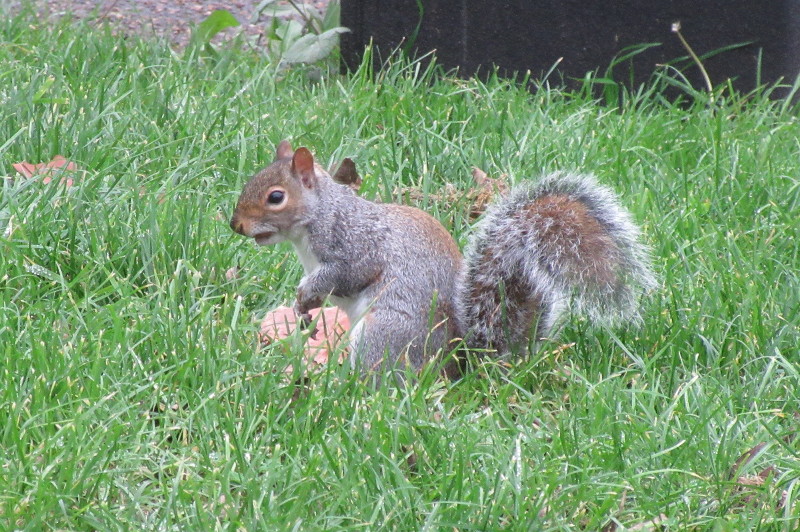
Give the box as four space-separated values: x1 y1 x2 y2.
401 444 418 472
391 167 510 220
728 442 767 480
331 157 361 192
727 442 788 511
260 305 350 373
13 155 79 187
471 166 488 183
469 166 510 217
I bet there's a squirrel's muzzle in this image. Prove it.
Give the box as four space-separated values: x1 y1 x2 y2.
230 213 246 235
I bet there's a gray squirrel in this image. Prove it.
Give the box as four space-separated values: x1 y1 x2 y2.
230 141 656 374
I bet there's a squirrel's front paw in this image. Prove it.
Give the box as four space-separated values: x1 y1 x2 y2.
293 299 320 340
295 283 324 313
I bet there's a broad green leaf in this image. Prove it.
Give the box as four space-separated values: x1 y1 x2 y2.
194 9 240 44
252 0 280 22
282 27 350 64
322 0 342 32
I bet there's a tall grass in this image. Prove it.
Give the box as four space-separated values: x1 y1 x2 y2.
1 10 798 530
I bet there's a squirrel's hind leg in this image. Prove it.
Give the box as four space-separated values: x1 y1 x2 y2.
348 308 449 376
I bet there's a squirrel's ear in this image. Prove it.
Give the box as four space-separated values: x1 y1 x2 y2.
275 140 293 160
291 147 317 188
332 158 361 192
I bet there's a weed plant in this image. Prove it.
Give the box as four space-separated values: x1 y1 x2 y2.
0 10 798 531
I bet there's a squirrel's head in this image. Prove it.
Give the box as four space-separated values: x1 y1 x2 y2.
230 140 361 246
230 140 322 246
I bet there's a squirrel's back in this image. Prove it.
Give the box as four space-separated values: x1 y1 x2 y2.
317 198 464 371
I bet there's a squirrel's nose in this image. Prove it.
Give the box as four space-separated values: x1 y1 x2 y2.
230 216 244 235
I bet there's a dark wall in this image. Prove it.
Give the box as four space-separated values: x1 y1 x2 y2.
341 1 800 94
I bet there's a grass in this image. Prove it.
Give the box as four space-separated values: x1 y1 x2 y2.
1 8 799 531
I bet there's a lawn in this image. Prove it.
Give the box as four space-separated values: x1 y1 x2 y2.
1 10 798 531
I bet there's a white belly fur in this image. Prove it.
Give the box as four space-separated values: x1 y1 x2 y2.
291 231 374 360
290 232 320 274
330 292 373 366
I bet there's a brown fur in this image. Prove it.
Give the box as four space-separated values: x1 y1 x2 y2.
522 195 620 287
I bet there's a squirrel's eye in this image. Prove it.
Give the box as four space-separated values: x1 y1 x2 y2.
267 190 285 205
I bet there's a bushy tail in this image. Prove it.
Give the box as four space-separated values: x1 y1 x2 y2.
457 172 657 354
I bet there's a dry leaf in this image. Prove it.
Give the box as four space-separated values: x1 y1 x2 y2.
13 155 79 187
392 167 510 220
469 166 510 218
331 158 361 192
727 442 788 511
260 305 350 373
471 166 489 184
225 266 239 281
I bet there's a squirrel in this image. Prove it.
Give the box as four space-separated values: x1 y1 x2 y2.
230 140 656 375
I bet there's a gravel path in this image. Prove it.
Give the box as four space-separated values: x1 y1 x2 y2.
9 0 330 48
